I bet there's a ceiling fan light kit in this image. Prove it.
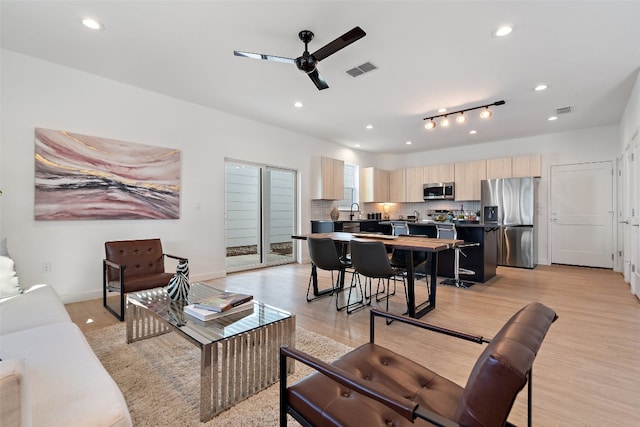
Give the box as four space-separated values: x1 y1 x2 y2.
423 100 505 130
234 26 366 90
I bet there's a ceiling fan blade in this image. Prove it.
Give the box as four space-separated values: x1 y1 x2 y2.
308 68 329 90
233 50 295 64
311 26 366 62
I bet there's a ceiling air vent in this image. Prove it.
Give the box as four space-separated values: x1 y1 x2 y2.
555 106 573 115
345 62 378 78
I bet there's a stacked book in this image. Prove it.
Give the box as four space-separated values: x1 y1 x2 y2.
184 292 254 322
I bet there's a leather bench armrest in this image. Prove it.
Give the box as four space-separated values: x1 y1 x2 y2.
369 309 489 345
103 259 123 269
163 253 188 262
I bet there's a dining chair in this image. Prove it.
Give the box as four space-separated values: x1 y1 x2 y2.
436 223 479 288
306 237 359 311
349 239 407 315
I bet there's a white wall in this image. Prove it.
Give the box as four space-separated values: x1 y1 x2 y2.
0 49 376 302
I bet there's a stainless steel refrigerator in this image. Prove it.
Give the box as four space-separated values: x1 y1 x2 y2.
481 177 536 268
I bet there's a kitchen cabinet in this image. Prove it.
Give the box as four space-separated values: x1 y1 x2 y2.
423 163 455 184
486 157 512 179
311 156 344 200
454 160 487 201
389 169 406 202
512 155 542 178
405 166 424 202
360 167 389 202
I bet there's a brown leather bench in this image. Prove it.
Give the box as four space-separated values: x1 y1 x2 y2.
280 302 557 426
103 238 187 320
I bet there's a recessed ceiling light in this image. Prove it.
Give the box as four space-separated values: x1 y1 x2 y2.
534 84 548 91
355 144 361 147
438 108 447 113
294 101 303 108
493 26 513 37
406 141 412 145
366 124 373 130
469 130 478 135
548 116 558 121
81 18 104 31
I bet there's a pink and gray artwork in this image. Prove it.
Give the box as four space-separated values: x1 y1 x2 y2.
34 128 181 220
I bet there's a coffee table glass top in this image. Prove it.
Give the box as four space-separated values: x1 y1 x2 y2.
127 282 292 346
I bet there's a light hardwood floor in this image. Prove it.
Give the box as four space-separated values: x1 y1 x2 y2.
66 264 640 426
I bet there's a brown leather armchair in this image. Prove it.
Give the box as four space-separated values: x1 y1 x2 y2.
280 302 557 427
103 238 187 320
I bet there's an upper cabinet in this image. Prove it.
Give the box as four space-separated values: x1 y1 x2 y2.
311 156 344 200
361 167 390 202
405 167 425 202
512 155 542 178
389 169 406 203
454 160 487 201
423 163 455 184
486 157 513 179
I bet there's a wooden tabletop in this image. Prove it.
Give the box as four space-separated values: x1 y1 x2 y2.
293 232 462 252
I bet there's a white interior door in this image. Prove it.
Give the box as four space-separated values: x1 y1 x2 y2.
550 162 614 268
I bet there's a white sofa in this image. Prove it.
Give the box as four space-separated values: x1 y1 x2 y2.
0 284 132 427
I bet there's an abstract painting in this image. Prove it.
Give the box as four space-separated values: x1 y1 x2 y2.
34 128 181 220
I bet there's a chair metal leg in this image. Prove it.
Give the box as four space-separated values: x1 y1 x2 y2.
344 273 370 314
306 264 335 302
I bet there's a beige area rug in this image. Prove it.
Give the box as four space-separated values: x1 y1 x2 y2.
85 323 353 426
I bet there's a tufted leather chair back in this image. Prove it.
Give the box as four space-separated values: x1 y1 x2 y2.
452 302 557 426
105 238 165 282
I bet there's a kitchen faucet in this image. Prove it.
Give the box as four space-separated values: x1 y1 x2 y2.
413 210 420 221
350 203 360 221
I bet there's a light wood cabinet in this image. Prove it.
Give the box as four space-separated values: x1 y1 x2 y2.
486 157 512 179
512 155 542 178
361 167 390 202
423 163 454 184
389 169 406 202
311 156 344 200
405 167 424 202
454 160 487 201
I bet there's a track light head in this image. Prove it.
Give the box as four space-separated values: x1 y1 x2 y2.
480 108 492 119
440 116 450 127
424 119 436 130
456 113 466 124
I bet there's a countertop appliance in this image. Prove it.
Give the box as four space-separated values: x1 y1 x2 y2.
481 178 536 268
423 182 455 200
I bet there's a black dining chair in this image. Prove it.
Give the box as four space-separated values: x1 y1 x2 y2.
349 239 407 315
307 237 360 311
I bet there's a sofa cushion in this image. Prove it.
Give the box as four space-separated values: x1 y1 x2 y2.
0 285 71 336
0 322 132 427
0 358 31 427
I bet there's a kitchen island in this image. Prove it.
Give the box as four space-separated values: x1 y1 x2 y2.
312 219 498 284
408 222 498 283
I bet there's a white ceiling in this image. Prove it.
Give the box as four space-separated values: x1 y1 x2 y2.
2 1 640 154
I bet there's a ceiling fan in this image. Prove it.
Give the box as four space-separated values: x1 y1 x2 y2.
234 27 366 90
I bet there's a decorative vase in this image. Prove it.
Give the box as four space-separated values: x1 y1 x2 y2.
167 259 190 301
330 207 340 221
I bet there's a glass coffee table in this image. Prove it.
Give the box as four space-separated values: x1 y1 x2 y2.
126 282 295 422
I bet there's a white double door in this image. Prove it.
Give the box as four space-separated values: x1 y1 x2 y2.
550 161 614 268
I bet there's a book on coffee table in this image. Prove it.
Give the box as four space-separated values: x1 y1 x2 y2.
184 301 253 321
193 292 253 312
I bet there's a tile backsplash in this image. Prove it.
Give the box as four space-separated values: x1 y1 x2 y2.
311 199 481 221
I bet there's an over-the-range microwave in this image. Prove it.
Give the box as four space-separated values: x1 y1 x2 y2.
423 182 455 200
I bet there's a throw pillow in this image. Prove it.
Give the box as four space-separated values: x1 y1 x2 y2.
0 256 21 298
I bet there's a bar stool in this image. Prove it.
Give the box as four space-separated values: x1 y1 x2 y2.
350 239 407 315
436 223 479 288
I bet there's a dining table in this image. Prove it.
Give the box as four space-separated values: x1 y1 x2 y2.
292 232 462 318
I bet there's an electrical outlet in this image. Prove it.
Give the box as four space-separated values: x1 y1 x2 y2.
42 262 52 273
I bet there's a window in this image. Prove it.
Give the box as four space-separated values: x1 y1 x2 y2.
338 162 359 210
